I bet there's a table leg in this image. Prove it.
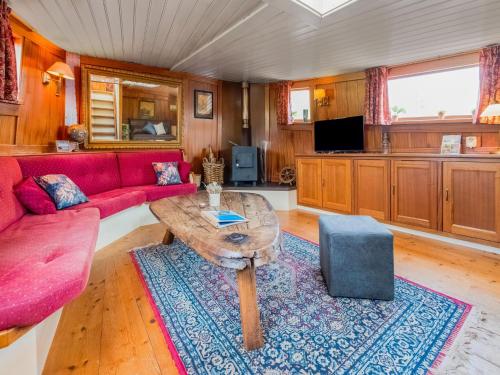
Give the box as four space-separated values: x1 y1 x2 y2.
162 229 174 245
236 260 264 350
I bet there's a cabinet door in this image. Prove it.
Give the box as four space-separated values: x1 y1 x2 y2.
296 158 322 207
391 160 438 229
443 162 500 242
354 159 390 220
322 159 352 213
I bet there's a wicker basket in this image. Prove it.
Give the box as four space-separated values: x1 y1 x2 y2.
202 157 224 185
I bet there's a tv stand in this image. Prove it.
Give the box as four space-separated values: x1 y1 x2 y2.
295 153 500 244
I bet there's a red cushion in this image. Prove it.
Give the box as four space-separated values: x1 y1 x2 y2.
0 208 100 330
178 161 191 183
117 150 184 187
0 157 25 232
131 183 197 201
67 188 147 219
14 177 57 214
16 153 121 196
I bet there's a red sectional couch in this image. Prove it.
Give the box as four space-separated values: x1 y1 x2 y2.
0 150 196 331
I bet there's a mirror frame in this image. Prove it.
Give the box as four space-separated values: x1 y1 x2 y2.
81 64 183 149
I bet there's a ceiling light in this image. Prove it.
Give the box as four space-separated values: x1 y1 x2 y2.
294 0 357 16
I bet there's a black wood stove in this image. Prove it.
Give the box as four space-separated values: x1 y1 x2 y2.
231 146 258 186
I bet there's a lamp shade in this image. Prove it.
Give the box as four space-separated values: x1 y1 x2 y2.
480 103 500 117
314 88 326 100
46 62 75 80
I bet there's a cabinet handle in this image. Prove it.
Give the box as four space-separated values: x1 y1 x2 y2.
322 179 325 187
392 185 395 195
445 189 449 201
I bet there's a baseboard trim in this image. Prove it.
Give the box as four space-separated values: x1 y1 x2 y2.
96 204 159 251
224 189 297 211
297 205 500 256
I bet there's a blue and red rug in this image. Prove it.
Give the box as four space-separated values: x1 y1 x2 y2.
131 232 471 374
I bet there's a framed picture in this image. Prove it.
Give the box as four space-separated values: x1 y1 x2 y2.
194 90 213 119
56 140 72 152
56 140 79 152
440 135 462 155
139 100 155 119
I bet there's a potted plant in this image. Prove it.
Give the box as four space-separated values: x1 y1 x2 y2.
391 106 406 121
204 182 222 207
438 110 446 120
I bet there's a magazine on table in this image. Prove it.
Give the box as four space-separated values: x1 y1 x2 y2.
201 210 248 228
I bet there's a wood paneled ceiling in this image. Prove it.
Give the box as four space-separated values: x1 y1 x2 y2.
11 0 500 82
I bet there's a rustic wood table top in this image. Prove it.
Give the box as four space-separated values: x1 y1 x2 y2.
150 191 282 270
150 191 282 350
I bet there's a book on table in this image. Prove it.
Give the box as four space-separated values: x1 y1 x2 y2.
201 210 248 228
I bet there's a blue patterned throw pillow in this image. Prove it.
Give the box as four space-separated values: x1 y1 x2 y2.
152 162 181 186
35 174 88 209
143 122 157 135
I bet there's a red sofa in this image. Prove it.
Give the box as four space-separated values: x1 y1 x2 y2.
0 150 196 331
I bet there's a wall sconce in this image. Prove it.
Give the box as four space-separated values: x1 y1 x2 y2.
314 88 329 107
42 62 75 96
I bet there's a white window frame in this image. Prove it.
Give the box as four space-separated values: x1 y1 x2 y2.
388 53 479 124
290 88 312 124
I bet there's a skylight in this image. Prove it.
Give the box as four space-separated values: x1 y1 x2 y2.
294 0 357 16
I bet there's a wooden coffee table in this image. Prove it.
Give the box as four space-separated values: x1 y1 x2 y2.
149 191 281 350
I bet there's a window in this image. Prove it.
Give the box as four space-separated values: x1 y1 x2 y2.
290 89 311 122
388 66 479 120
14 35 23 99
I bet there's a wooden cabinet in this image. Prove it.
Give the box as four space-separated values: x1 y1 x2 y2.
391 160 438 229
321 159 352 213
354 160 390 220
443 162 500 241
296 158 322 207
296 155 500 243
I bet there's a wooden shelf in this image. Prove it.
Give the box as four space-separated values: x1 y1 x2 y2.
296 152 500 161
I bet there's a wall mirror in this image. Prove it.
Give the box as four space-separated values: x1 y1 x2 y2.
81 65 183 149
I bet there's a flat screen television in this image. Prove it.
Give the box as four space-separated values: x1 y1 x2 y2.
314 116 364 152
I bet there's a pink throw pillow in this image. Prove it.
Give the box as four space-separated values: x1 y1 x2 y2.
178 161 191 183
14 177 57 214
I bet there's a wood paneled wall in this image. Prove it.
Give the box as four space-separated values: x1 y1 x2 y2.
122 86 176 125
260 72 367 182
0 16 66 154
183 78 222 173
365 124 500 154
265 70 500 181
0 17 223 169
73 56 223 173
220 81 242 180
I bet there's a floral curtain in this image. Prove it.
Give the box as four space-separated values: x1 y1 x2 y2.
474 44 500 124
364 67 391 125
0 0 17 103
272 81 292 125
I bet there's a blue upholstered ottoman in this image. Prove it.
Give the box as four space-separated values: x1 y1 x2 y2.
319 215 394 300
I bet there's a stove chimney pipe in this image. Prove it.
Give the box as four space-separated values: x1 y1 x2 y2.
241 81 251 146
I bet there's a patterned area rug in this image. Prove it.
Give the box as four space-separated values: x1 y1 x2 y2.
131 232 471 375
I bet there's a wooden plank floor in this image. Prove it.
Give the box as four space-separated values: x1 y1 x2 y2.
43 210 500 375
